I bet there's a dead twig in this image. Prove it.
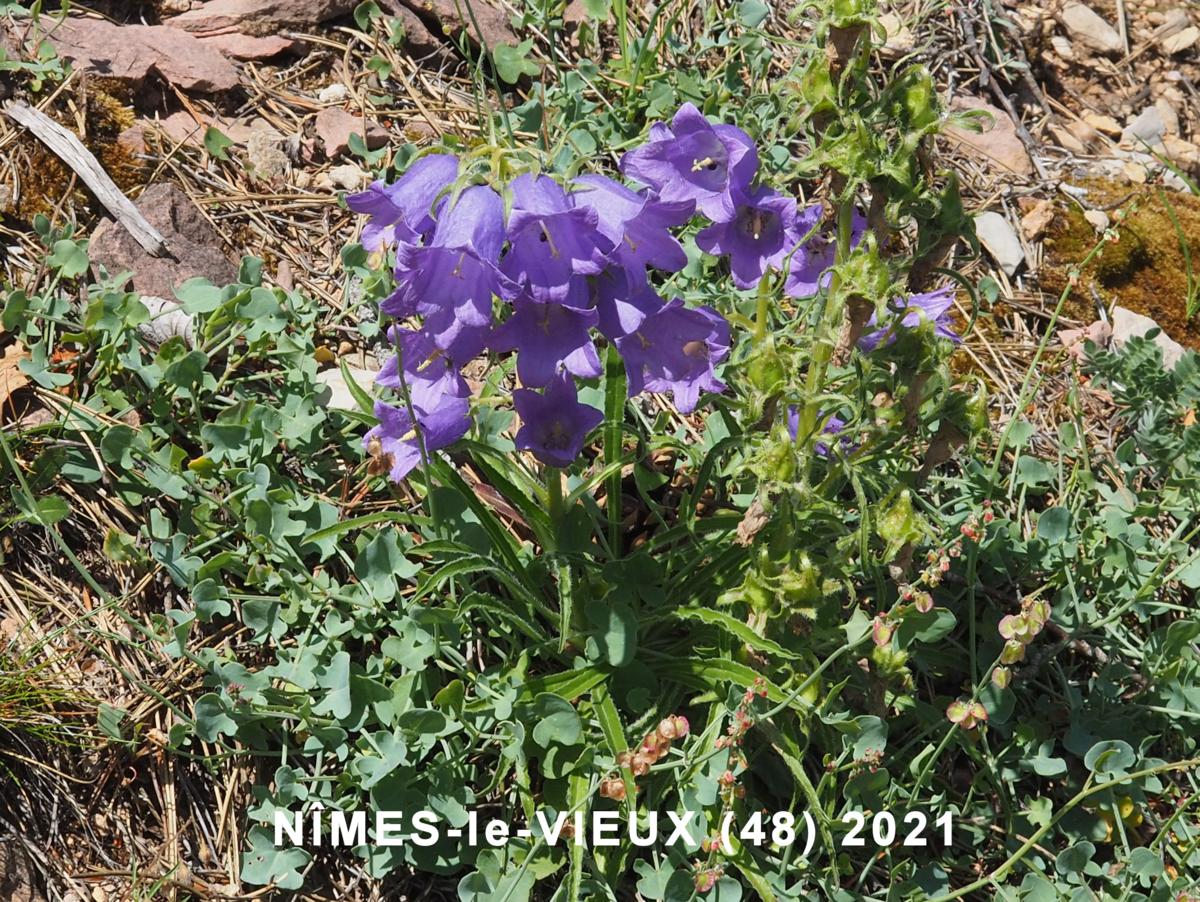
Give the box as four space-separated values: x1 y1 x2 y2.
3 100 169 257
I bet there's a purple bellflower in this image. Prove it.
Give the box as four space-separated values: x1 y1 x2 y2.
857 286 960 352
367 329 471 482
696 185 801 289
346 154 459 251
784 207 867 299
588 268 664 341
641 304 730 413
615 297 730 413
501 173 607 302
620 103 758 221
571 174 694 285
513 373 604 468
387 184 516 363
488 293 602 387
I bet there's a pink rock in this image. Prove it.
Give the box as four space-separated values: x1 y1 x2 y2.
164 0 359 36
117 124 148 157
197 32 302 61
315 107 388 158
944 95 1034 177
90 184 239 300
37 17 239 92
387 0 517 50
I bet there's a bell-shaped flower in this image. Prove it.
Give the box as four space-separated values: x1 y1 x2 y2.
620 103 757 221
571 174 694 285
615 297 730 412
641 305 730 413
366 329 471 482
387 184 516 362
857 286 960 352
696 185 801 289
513 373 604 468
587 268 665 341
785 207 866 299
488 293 602 387
501 173 607 302
346 154 459 251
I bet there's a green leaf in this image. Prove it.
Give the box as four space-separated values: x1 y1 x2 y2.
738 0 769 26
1126 846 1163 879
193 693 237 742
1083 739 1135 776
354 0 382 30
312 651 353 721
203 126 234 160
586 598 637 668
97 703 127 742
581 0 610 18
529 693 582 747
674 607 797 659
1015 455 1055 491
242 825 310 890
493 40 541 83
851 715 887 758
1037 506 1072 543
47 239 88 278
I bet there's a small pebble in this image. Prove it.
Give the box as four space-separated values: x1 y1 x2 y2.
328 163 366 190
318 83 350 103
1083 209 1110 232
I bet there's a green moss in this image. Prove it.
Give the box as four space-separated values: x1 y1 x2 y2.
1042 181 1200 348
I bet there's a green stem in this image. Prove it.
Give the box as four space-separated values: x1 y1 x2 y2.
925 758 1200 902
546 466 564 551
546 468 576 651
795 200 855 480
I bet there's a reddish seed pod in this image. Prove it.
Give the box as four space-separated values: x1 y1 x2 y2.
599 778 626 801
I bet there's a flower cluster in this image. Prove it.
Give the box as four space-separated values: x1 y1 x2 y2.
598 715 690 801
692 679 767 894
994 592 1051 687
349 104 962 481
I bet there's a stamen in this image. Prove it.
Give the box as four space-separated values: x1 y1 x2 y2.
691 156 716 172
451 252 466 278
540 222 561 258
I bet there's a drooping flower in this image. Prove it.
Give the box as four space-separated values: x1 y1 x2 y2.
784 206 866 299
588 268 665 340
346 154 459 251
642 305 730 414
571 174 694 285
857 286 960 352
366 328 471 482
501 173 607 302
620 103 758 221
387 184 516 362
696 185 801 289
615 298 730 413
513 372 604 468
488 293 602 387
